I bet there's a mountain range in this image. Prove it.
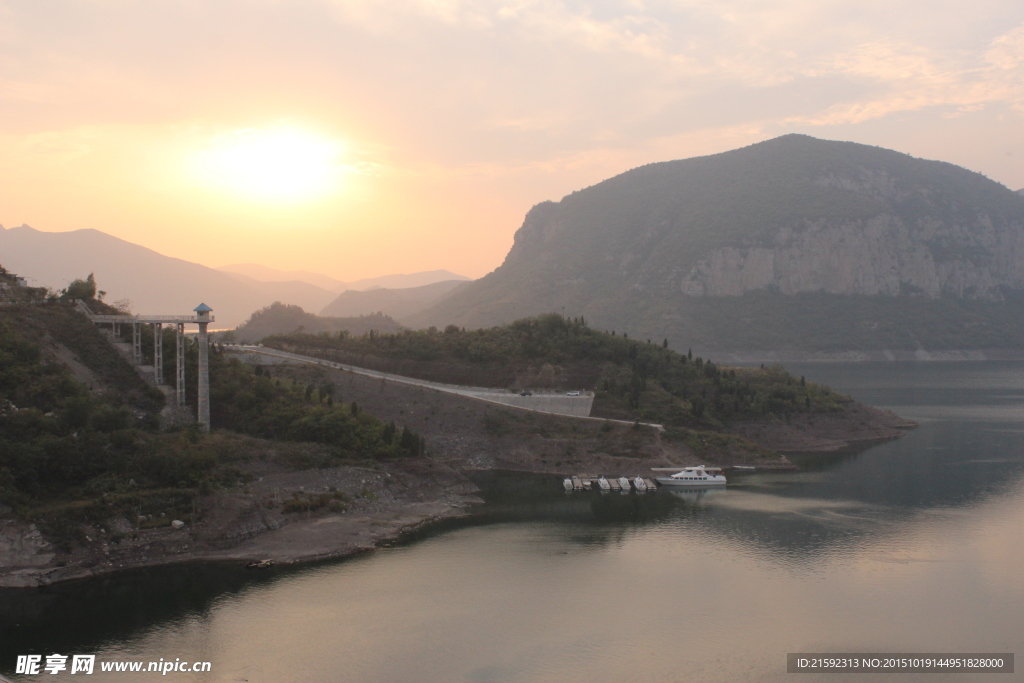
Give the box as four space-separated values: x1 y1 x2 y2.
320 279 468 321
0 224 467 328
411 135 1024 352
217 263 469 293
6 135 1023 351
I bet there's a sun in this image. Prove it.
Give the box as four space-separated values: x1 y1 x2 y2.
192 127 345 201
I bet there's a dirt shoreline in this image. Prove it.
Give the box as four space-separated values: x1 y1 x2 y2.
729 401 916 453
1 458 484 589
0 428 906 590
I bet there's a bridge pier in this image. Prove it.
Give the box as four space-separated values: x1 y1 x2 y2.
153 323 163 384
195 304 212 431
176 323 186 407
132 322 142 364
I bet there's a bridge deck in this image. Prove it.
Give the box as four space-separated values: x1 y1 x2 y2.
85 314 214 323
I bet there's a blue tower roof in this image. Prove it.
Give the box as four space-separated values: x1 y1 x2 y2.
194 303 213 312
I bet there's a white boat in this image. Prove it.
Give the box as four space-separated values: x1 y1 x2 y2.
563 478 573 491
655 465 726 487
633 477 647 491
597 477 611 491
617 477 631 490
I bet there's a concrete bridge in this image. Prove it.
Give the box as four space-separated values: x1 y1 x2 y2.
78 301 214 430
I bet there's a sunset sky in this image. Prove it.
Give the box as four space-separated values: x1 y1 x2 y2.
2 0 1023 281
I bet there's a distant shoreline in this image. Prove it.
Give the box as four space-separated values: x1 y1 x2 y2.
702 349 1024 363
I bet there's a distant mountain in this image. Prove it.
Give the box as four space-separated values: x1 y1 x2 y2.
320 280 468 322
1017 188 1024 198
218 264 350 292
218 264 470 293
217 271 337 313
412 135 1024 352
0 225 331 328
230 303 402 343
345 270 471 291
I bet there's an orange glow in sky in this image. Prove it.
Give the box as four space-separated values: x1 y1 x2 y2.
1 2 1023 281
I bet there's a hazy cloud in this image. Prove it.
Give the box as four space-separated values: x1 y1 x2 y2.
1 0 1023 277
790 24 1024 125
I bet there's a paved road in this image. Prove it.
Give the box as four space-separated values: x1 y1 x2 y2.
225 345 663 430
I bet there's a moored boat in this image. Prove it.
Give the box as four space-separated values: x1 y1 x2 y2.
617 477 631 490
655 465 726 487
246 559 275 569
563 478 573 491
633 476 647 491
597 477 611 491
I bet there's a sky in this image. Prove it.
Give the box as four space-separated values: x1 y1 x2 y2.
1 0 1023 281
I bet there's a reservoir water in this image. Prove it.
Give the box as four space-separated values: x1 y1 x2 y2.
3 362 1024 682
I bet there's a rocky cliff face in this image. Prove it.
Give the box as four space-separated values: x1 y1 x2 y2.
0 522 54 570
679 213 1024 299
672 166 1024 299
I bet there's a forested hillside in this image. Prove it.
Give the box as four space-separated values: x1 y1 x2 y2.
227 302 402 343
0 300 424 550
264 314 849 435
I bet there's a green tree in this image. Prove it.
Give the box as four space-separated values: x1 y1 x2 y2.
62 273 97 300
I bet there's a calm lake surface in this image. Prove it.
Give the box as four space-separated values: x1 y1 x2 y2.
3 362 1024 682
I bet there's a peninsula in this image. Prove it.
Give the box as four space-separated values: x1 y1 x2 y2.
0 277 910 587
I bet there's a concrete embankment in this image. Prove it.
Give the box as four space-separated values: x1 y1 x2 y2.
226 345 597 418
